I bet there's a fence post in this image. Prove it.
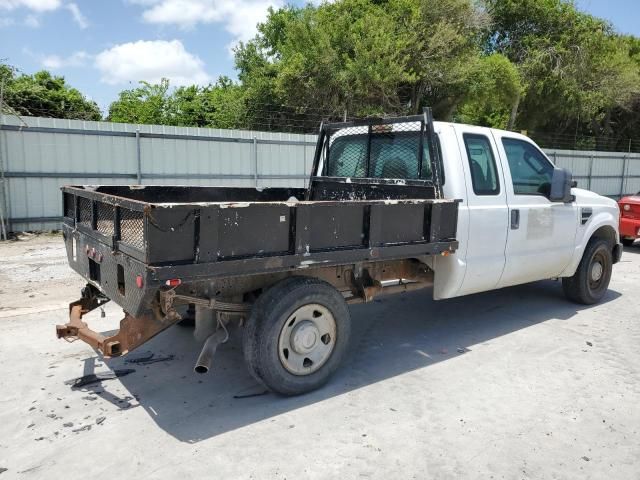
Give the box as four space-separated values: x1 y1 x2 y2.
620 155 628 199
253 136 258 187
0 81 7 240
587 154 594 191
135 128 142 184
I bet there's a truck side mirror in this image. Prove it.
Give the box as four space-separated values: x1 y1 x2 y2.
549 167 574 203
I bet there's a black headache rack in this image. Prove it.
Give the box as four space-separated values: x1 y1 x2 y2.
307 109 444 201
62 187 458 317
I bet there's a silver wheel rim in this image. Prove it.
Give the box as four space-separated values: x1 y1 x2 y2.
278 304 337 375
591 261 603 282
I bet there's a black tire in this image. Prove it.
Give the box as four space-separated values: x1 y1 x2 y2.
621 238 635 247
562 238 613 305
243 276 351 396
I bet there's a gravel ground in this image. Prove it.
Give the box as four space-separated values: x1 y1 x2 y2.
0 234 639 479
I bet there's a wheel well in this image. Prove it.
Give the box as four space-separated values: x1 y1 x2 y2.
590 225 616 248
589 225 621 264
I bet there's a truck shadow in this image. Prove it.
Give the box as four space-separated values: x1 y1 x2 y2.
85 280 620 443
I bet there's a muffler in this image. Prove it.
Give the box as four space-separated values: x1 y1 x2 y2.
194 328 228 374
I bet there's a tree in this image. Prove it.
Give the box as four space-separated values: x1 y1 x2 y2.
234 0 491 126
455 53 523 129
106 77 249 129
107 79 173 124
0 64 100 120
484 0 640 144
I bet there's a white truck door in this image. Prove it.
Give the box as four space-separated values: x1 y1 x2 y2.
455 126 509 296
492 132 579 288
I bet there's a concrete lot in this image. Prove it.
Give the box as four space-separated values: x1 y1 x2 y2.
0 234 639 479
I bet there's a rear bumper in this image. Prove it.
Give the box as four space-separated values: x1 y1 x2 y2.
620 217 640 238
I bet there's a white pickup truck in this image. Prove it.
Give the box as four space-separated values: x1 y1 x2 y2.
57 111 622 395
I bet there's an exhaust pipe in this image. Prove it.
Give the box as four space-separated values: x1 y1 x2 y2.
194 328 228 374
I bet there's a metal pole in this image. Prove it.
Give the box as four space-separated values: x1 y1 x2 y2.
620 155 628 199
253 136 258 187
587 155 594 191
135 128 142 184
0 80 8 241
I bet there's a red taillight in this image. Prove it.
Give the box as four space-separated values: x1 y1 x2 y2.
620 203 636 218
136 275 144 288
165 278 182 287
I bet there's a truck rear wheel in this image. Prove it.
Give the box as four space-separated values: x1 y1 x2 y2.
562 238 612 305
243 276 351 396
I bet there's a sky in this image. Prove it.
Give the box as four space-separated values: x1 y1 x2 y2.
0 0 638 115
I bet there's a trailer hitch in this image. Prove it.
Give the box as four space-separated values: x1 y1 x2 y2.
56 285 182 357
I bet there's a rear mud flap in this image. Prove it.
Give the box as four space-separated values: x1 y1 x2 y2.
56 294 181 357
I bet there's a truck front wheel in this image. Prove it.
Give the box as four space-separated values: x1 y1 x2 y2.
562 238 613 305
243 276 351 395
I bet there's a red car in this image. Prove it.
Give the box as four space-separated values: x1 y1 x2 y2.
619 192 640 246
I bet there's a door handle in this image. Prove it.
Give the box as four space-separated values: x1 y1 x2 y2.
511 209 520 229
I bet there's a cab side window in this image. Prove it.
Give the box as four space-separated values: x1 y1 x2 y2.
502 138 554 196
463 134 499 195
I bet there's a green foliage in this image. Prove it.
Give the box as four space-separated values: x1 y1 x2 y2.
107 77 247 128
107 79 173 124
235 0 489 120
0 65 100 120
456 53 523 128
485 0 640 142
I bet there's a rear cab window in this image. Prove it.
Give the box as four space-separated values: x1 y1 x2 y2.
463 133 500 195
324 126 441 182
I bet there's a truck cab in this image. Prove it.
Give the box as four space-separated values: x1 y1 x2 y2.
430 122 622 302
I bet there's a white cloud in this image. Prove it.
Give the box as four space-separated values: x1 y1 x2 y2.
0 16 15 26
0 0 88 29
42 50 89 69
65 2 87 28
132 0 281 44
0 0 61 11
94 40 211 86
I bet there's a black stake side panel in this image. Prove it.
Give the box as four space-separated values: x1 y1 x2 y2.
215 204 291 259
307 204 365 251
146 207 197 263
370 203 425 246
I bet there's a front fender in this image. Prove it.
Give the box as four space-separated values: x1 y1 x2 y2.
559 210 619 277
